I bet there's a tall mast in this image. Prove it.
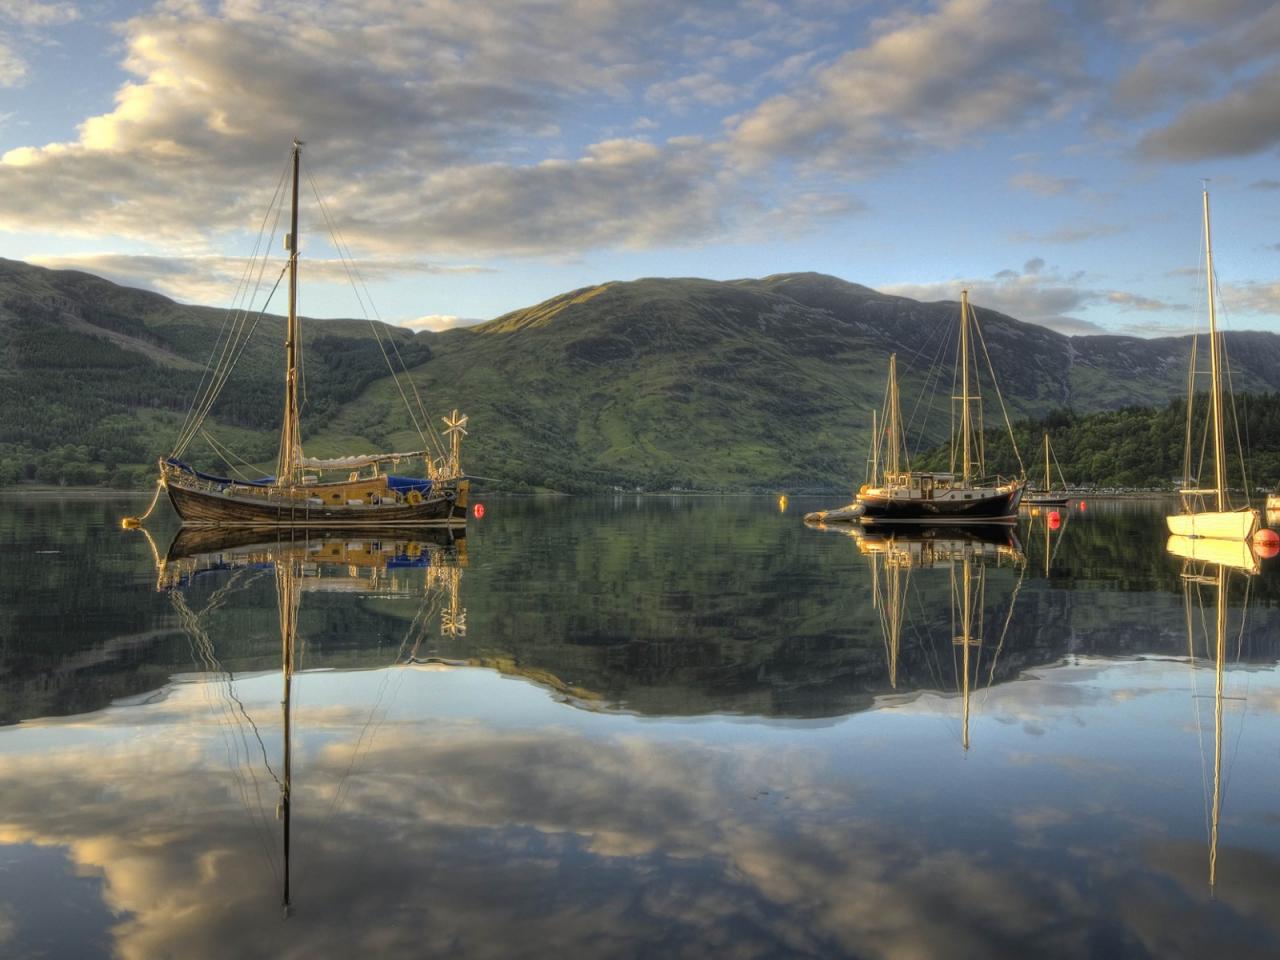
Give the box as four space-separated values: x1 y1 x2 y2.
887 353 900 479
869 409 878 486
1203 190 1227 512
277 139 303 486
1044 433 1051 493
275 556 299 912
960 291 973 485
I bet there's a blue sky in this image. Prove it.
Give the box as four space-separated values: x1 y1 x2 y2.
0 0 1277 335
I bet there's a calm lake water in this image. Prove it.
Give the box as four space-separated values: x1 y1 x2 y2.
2 494 1279 959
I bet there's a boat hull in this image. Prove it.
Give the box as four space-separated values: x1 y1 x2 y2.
166 477 468 526
1023 495 1069 507
857 484 1024 523
1165 509 1258 541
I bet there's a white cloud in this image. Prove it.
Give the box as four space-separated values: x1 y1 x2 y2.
1011 223 1128 245
727 0 1084 173
1009 172 1085 197
0 0 80 89
402 314 485 332
881 261 1181 335
1140 65 1280 160
1101 2 1280 160
0 1 79 27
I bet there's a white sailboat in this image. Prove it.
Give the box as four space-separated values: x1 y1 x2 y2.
1166 189 1259 541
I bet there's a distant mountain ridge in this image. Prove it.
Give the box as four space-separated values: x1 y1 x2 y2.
3 258 1280 491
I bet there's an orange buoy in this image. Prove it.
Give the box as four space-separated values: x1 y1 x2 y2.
1078 501 1087 511
1047 511 1061 529
473 503 485 519
1253 528 1279 558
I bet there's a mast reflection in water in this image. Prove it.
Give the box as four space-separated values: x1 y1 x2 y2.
2 497 1280 959
144 525 468 912
808 520 1027 750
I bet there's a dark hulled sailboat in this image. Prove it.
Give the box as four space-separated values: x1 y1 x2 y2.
149 141 468 528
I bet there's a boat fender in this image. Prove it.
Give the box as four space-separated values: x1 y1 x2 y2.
407 490 423 505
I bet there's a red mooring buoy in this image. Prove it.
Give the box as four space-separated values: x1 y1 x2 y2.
1253 528 1279 558
473 503 485 519
1047 511 1062 530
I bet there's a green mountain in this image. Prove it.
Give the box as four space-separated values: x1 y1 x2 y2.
5 259 1280 491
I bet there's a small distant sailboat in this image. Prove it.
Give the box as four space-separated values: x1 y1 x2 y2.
1023 433 1069 507
1165 189 1259 542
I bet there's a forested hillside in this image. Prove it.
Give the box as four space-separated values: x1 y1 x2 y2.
914 394 1280 492
6 259 1280 492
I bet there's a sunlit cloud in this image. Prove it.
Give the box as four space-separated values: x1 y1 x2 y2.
402 314 486 332
27 253 491 305
727 0 1084 173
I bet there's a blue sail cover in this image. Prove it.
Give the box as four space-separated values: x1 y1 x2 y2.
387 475 433 495
165 458 275 487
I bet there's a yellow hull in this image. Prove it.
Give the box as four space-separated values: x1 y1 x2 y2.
1165 534 1260 573
1165 509 1259 541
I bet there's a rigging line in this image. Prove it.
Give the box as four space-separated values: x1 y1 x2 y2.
175 159 291 452
170 589 282 874
200 429 267 476
174 191 288 456
304 172 444 458
983 561 1026 692
326 587 448 821
1219 320 1251 503
901 311 955 457
313 177 448 460
174 264 289 458
177 586 284 787
199 430 257 482
173 209 286 457
971 313 1025 478
174 184 288 458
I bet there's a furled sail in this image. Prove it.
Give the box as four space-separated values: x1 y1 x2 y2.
299 451 433 469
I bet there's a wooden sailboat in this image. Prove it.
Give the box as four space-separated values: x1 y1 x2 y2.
1166 189 1259 541
855 293 1025 523
1023 433 1069 507
147 141 468 527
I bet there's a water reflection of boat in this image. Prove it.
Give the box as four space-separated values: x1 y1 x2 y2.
811 521 1027 748
141 525 468 909
1177 552 1253 893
